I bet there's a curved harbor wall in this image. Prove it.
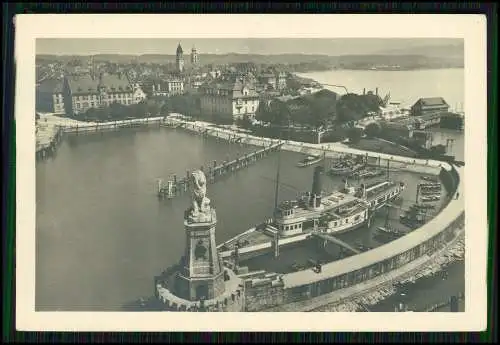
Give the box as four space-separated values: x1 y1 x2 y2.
243 164 464 312
159 119 465 311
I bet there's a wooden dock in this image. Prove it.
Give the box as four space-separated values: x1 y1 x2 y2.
63 117 165 134
157 142 284 199
36 125 64 161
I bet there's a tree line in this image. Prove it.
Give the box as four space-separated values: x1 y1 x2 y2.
255 90 384 129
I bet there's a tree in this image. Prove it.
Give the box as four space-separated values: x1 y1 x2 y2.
237 115 253 129
364 122 381 138
336 93 384 123
109 102 128 120
164 94 201 118
347 127 363 144
255 101 272 123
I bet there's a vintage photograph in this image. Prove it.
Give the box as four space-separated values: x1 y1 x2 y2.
16 15 487 331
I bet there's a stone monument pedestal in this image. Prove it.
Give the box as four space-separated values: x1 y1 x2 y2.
175 209 226 301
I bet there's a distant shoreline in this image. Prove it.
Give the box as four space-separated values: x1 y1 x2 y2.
295 66 464 73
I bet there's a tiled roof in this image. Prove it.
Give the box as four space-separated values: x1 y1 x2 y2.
37 78 63 94
66 75 99 95
100 74 133 93
414 97 448 107
200 77 258 99
66 73 134 95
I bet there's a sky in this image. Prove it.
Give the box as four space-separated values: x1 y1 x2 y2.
36 38 463 56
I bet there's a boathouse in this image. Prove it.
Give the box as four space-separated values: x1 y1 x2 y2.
411 97 449 117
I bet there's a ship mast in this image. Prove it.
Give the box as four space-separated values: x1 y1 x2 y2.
384 205 390 228
274 145 281 210
274 115 290 210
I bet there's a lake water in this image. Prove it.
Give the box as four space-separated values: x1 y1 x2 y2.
36 69 465 311
298 68 464 111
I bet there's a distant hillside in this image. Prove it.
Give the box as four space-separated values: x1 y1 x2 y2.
376 43 464 60
36 50 463 71
337 53 463 70
36 53 333 65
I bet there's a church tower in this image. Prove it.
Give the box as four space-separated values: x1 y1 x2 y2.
176 43 184 73
191 46 199 66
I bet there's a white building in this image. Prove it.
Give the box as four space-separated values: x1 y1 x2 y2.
199 76 260 123
151 78 185 97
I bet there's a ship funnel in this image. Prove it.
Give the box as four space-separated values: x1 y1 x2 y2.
310 166 324 208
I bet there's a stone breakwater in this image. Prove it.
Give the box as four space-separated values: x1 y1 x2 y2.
309 230 465 312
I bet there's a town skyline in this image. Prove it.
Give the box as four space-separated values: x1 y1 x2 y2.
36 38 463 57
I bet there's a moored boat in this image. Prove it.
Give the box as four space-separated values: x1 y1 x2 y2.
420 175 439 183
297 154 323 167
328 156 366 176
376 226 405 239
420 189 442 196
351 167 385 179
354 179 406 211
421 195 440 202
413 203 435 210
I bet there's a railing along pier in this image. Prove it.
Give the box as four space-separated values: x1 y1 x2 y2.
157 142 283 199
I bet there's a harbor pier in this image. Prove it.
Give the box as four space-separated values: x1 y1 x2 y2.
157 142 283 198
36 124 64 161
62 117 165 134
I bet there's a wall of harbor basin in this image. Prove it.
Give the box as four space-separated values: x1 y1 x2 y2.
242 165 463 312
244 212 464 312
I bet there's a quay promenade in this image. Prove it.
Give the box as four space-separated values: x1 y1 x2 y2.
164 117 445 175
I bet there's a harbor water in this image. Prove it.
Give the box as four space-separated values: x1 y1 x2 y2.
36 127 463 311
36 69 465 311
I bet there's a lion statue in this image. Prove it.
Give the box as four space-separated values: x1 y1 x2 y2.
189 170 211 222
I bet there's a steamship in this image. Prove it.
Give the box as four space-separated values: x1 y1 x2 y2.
218 166 406 256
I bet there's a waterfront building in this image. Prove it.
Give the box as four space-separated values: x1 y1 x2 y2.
411 97 449 117
62 72 145 116
412 113 442 130
199 75 260 123
36 78 65 114
176 43 185 73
